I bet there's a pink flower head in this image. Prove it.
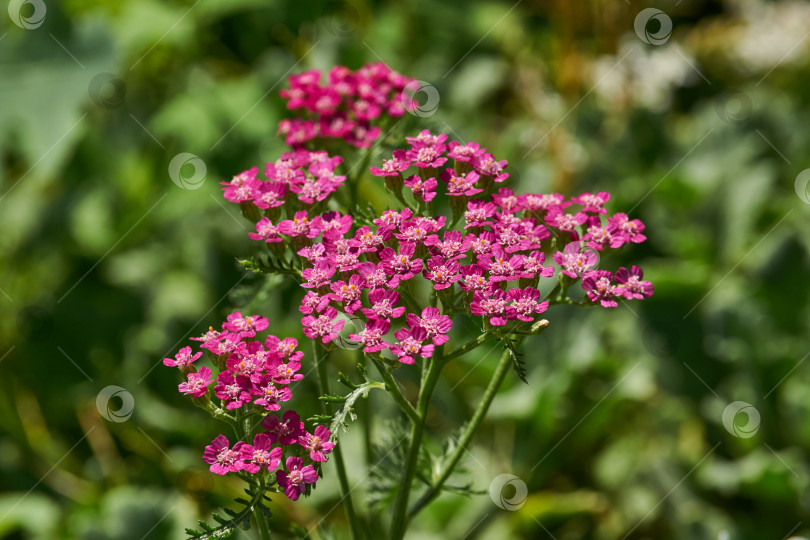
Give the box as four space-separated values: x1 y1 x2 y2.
553 242 599 279
349 318 390 353
572 191 610 214
277 211 320 239
583 218 625 251
459 264 490 293
447 140 485 163
406 129 447 147
424 256 462 290
546 208 588 232
492 188 522 213
178 366 214 397
361 288 406 321
266 355 304 385
441 169 482 197
508 287 549 322
214 371 254 410
373 208 413 230
249 217 283 243
299 425 335 462
608 213 647 243
302 259 337 289
203 435 245 475
358 262 389 289
464 200 497 228
521 193 566 213
470 288 516 326
614 266 654 300
478 248 525 283
239 433 283 474
424 230 471 260
262 410 304 446
582 270 621 308
252 374 293 411
472 153 509 182
330 274 367 314
404 174 438 202
300 290 334 314
222 311 269 337
406 307 453 346
370 150 410 176
163 346 202 367
253 182 288 210
301 306 345 344
522 251 555 279
312 211 353 241
390 326 434 365
406 142 448 169
379 242 423 288
277 456 319 501
264 335 303 361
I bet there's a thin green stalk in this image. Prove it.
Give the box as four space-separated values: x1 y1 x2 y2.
314 342 363 540
443 332 491 362
389 351 445 540
254 505 272 540
408 347 513 518
369 356 420 425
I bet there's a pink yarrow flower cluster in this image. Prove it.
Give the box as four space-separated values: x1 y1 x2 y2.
221 150 346 226
163 312 336 501
278 63 415 148
370 130 508 205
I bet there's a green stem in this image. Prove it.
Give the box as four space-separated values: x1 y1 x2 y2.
370 356 420 425
389 351 445 540
443 332 491 362
254 505 272 540
408 347 513 519
314 343 363 540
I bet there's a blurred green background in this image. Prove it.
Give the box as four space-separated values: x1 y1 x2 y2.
2 0 810 538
